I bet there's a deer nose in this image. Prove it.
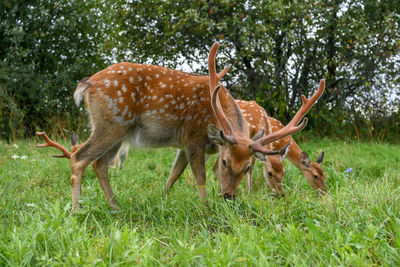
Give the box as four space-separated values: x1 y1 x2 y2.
223 193 235 200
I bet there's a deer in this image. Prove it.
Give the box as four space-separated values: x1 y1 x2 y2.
235 100 326 195
163 80 326 197
38 42 323 211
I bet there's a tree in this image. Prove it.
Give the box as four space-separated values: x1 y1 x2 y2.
0 0 114 139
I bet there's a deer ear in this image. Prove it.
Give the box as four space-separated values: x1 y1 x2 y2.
207 124 225 145
279 141 291 160
254 152 266 162
251 129 265 141
71 131 79 146
316 151 324 164
300 152 310 168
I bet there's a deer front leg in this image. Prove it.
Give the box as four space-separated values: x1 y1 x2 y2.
186 146 207 202
165 149 188 193
246 157 256 191
92 143 122 210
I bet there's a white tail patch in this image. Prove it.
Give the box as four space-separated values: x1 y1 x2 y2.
74 78 92 107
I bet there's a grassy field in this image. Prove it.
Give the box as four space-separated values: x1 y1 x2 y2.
0 137 400 266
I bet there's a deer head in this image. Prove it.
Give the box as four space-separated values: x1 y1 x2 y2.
206 42 325 199
300 151 326 193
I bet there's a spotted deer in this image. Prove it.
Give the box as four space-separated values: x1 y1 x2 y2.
164 80 325 197
236 100 327 195
41 42 323 210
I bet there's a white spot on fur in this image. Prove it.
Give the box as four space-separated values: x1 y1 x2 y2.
129 76 134 84
138 75 142 81
122 84 127 92
114 80 119 86
172 99 176 104
104 79 111 87
152 95 157 100
155 74 159 78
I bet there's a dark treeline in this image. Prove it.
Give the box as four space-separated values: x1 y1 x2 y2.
0 0 399 141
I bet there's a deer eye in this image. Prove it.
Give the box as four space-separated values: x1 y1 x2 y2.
313 175 318 179
222 159 227 168
246 165 251 172
268 171 273 176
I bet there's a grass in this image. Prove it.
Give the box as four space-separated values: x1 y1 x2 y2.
1 137 400 266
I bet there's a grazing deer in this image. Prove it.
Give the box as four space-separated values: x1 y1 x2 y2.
39 42 323 210
164 80 326 197
235 100 326 195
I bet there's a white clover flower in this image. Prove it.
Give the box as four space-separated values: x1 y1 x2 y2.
13 144 18 149
20 155 28 160
11 155 20 160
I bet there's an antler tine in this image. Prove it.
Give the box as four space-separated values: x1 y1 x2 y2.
208 42 235 138
36 132 71 159
252 79 325 150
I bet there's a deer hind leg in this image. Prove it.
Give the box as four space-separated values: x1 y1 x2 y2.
70 125 126 210
165 149 188 193
186 145 207 202
246 157 256 191
92 142 122 210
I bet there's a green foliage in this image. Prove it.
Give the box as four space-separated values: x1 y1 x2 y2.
1 139 400 265
0 0 113 139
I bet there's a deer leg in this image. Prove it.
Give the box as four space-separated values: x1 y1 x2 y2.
246 157 256 191
165 149 188 192
92 142 122 210
70 125 126 210
186 146 207 202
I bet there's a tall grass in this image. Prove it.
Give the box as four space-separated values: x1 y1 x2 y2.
0 138 399 265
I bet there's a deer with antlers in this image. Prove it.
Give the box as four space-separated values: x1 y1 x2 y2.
235 99 326 195
37 42 324 210
164 81 326 197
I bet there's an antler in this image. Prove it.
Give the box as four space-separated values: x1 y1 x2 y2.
36 132 71 158
250 80 325 152
208 42 236 142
